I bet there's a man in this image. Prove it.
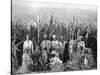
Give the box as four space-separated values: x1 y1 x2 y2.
59 36 66 61
85 28 91 47
77 36 85 49
41 34 51 53
40 34 51 64
51 35 59 49
69 36 74 61
59 36 66 50
77 29 80 41
23 35 34 56
77 36 86 63
50 50 62 72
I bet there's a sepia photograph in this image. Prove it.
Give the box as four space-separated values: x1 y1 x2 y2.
11 0 97 74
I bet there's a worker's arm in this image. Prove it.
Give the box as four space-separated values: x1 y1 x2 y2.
40 41 43 49
23 42 25 53
83 42 85 48
31 41 34 54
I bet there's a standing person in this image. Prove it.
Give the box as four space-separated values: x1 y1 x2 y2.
59 36 66 50
77 36 85 50
41 34 51 54
69 36 74 61
23 35 34 56
85 28 91 47
51 35 59 50
77 29 80 41
17 49 33 73
40 34 51 64
59 36 66 61
77 36 86 62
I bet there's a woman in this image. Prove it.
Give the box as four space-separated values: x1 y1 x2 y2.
17 49 33 74
23 35 34 56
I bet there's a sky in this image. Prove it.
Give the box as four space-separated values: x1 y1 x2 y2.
12 0 97 25
12 0 97 11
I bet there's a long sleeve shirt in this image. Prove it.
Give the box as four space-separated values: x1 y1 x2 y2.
52 40 59 48
77 41 85 49
41 40 51 49
23 40 34 53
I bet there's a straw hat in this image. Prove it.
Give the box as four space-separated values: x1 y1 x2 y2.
60 36 63 39
52 35 56 39
51 51 56 55
44 34 47 38
51 51 59 56
79 36 83 40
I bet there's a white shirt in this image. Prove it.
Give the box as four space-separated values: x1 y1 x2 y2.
50 56 62 65
41 40 51 49
23 40 33 52
69 39 74 46
77 41 85 48
69 39 74 54
84 55 88 66
42 50 48 61
59 42 63 48
59 41 66 49
52 40 59 48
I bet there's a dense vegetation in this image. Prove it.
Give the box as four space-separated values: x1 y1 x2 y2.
11 14 97 73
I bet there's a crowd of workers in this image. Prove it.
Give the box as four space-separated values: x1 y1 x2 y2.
12 27 97 73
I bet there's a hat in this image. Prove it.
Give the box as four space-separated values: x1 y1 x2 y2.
55 53 59 56
44 34 47 38
51 51 56 55
79 36 83 39
26 34 29 39
51 51 59 56
52 35 56 39
60 36 63 39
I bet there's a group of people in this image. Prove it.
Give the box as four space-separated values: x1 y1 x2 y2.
17 34 66 73
13 28 96 73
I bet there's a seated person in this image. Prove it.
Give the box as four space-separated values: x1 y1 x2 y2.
50 51 62 72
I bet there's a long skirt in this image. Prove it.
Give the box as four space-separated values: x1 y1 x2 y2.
17 53 33 73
